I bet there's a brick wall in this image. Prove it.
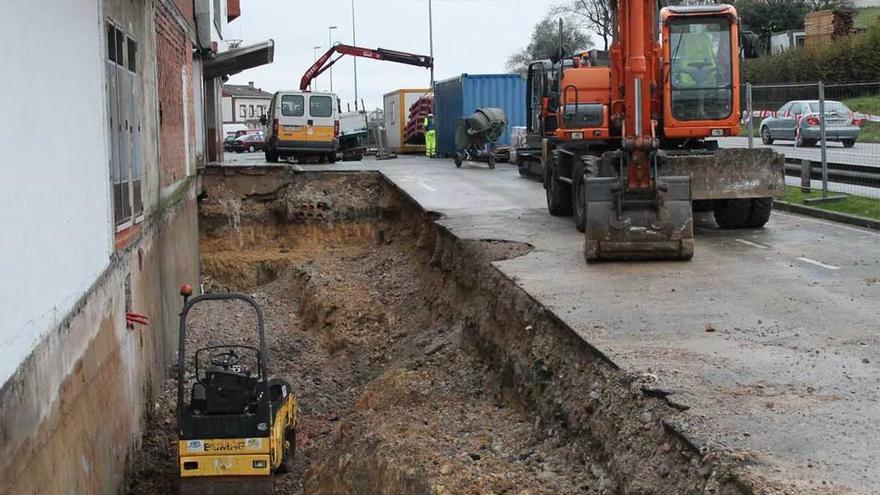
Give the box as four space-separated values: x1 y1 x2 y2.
173 0 194 27
155 2 195 187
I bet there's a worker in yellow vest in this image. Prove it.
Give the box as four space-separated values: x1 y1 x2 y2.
424 113 436 158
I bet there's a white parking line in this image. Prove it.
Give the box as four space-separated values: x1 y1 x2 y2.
735 239 770 249
418 180 437 192
796 257 840 271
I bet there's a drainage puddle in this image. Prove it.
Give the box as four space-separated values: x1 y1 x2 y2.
125 170 746 494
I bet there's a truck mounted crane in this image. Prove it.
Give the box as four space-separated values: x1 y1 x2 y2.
517 3 784 261
300 44 433 92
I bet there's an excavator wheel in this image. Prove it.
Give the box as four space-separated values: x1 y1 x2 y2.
572 156 599 233
713 198 772 229
546 152 572 216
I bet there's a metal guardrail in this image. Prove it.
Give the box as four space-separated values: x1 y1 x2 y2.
783 157 880 190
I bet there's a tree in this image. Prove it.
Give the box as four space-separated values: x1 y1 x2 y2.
551 0 723 52
551 0 613 51
506 16 593 74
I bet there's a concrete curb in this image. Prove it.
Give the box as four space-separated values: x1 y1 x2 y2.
773 200 880 231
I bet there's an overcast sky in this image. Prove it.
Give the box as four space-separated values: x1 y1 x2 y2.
226 0 557 110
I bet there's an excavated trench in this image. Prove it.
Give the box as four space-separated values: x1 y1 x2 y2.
125 169 754 494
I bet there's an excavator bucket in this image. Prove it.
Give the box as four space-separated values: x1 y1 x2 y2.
584 176 694 262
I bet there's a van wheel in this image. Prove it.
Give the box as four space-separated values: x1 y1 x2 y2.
265 149 278 163
328 153 337 164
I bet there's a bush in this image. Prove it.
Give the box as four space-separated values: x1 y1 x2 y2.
744 24 880 84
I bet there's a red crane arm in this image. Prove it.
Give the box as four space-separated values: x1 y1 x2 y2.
300 44 433 91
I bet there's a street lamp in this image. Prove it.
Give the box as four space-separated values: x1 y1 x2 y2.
313 46 322 90
428 0 434 86
351 0 358 107
328 25 338 93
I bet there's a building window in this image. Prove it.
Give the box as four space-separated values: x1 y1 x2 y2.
249 105 254 117
127 37 137 73
239 105 246 118
213 0 222 33
258 105 264 116
106 20 143 232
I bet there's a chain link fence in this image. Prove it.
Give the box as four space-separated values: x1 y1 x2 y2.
735 81 880 200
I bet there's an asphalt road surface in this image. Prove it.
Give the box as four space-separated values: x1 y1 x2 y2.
223 153 880 492
719 136 879 168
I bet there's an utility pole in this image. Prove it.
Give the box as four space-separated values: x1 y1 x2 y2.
328 26 338 93
428 0 434 86
352 0 358 107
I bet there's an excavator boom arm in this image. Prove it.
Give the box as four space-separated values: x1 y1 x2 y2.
300 44 433 91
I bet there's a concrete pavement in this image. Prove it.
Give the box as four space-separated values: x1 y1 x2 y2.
223 152 880 492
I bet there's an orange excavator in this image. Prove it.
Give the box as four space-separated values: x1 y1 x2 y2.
516 3 784 261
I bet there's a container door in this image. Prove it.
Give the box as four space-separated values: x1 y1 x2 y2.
307 94 336 145
278 93 308 143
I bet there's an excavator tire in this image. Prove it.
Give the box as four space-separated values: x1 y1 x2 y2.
546 166 573 216
572 156 599 233
747 197 773 228
714 198 772 229
546 151 573 216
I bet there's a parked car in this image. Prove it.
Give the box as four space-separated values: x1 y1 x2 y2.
226 133 265 153
759 100 862 148
223 134 237 150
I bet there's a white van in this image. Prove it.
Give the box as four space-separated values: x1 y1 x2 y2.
264 91 339 163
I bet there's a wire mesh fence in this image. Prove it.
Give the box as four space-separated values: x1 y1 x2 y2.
737 81 880 200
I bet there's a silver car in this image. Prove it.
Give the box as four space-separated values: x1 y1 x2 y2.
759 100 861 148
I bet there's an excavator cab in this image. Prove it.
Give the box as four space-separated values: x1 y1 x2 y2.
177 289 298 495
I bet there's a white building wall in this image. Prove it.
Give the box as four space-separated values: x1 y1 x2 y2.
192 57 206 164
222 95 234 123
0 0 112 385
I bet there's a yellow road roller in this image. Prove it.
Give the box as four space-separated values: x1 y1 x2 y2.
176 286 298 495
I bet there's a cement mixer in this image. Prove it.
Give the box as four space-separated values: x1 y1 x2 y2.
453 107 508 169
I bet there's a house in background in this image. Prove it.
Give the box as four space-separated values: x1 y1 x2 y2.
223 82 273 131
770 30 806 53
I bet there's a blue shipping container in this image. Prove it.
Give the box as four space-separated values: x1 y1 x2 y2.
434 74 526 158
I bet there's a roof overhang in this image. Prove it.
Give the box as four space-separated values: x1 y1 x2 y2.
203 40 274 79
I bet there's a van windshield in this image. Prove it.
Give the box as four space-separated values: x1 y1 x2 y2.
281 95 304 117
309 96 334 118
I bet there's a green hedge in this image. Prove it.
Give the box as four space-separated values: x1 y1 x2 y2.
744 24 880 84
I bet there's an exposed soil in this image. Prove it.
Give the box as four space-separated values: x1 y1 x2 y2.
125 170 762 495
125 172 603 494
